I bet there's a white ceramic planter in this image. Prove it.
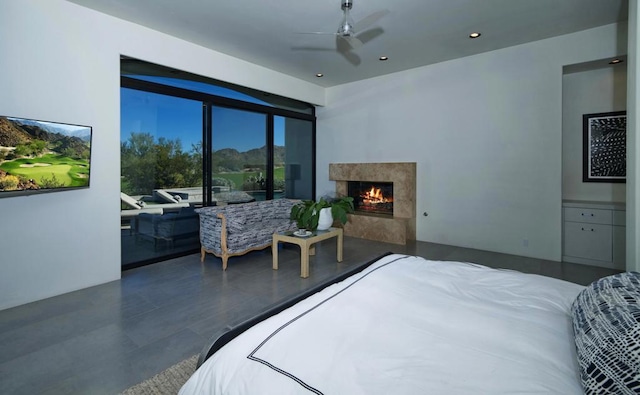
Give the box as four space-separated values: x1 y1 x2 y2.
317 207 333 230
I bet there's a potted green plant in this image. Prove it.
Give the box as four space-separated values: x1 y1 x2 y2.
290 196 355 231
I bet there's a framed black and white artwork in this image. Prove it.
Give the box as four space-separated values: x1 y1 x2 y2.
582 111 626 183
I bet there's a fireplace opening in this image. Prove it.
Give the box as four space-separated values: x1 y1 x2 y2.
347 181 393 216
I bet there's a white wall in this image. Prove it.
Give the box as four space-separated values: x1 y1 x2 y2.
562 66 627 202
0 0 324 310
318 23 627 261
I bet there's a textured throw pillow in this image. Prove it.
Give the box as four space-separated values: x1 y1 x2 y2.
571 272 640 395
225 215 246 234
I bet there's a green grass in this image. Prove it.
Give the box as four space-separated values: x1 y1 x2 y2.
0 154 90 187
215 167 285 188
217 172 248 188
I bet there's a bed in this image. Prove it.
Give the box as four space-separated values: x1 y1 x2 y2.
180 253 640 395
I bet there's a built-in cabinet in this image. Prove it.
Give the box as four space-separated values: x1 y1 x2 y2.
562 200 626 270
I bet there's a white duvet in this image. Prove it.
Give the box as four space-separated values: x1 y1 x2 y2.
180 254 585 394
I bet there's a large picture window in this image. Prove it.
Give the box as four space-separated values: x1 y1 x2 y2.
120 58 315 269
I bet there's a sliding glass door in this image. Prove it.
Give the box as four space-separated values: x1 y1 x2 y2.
120 88 203 267
210 106 267 203
276 116 314 200
207 110 314 203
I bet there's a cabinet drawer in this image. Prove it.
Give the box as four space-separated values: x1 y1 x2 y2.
564 222 612 262
564 207 612 225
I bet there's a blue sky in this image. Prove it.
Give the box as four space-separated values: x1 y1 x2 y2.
8 117 91 138
121 77 284 152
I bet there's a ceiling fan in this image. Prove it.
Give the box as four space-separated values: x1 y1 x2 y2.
298 0 389 50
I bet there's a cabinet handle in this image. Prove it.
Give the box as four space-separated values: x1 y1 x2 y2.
581 212 594 217
581 227 595 231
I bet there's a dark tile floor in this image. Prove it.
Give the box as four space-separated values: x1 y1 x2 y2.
0 237 621 394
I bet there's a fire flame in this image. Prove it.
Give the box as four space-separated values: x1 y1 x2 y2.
361 186 393 205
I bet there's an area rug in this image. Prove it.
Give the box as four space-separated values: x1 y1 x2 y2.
120 354 198 395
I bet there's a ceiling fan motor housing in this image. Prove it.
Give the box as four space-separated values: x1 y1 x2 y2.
339 0 355 36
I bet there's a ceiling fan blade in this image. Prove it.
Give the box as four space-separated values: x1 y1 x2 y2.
295 31 339 36
340 35 363 49
354 9 389 32
290 46 336 52
355 27 383 45
341 50 361 66
336 37 361 66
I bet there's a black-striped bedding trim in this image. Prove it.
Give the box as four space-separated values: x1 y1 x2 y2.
245 255 411 394
196 252 395 368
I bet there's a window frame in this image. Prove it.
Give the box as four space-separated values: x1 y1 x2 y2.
121 76 316 204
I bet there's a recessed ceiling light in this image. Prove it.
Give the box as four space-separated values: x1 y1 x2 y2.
316 73 324 77
609 58 624 65
379 56 389 61
469 32 481 39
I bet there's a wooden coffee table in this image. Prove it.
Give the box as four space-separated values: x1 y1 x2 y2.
272 227 343 278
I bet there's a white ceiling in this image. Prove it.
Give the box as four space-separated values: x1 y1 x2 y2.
66 0 628 87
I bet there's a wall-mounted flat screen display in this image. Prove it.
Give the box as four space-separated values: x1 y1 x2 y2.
0 116 92 198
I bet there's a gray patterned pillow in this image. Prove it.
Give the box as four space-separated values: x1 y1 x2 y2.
571 272 640 394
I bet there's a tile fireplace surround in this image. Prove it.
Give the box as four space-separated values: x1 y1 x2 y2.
329 162 416 245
